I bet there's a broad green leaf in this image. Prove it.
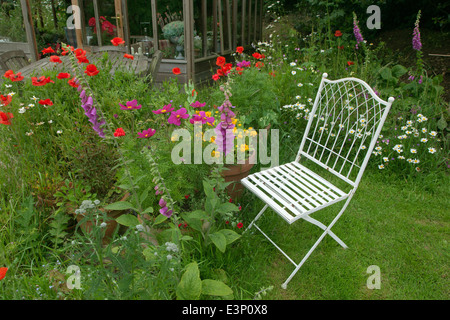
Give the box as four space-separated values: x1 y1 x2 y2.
139 188 149 204
437 116 447 131
380 67 392 81
142 206 154 214
209 232 227 253
181 210 209 232
219 229 241 245
203 180 216 199
154 213 168 225
216 202 239 214
176 262 202 300
104 201 134 211
391 64 407 78
116 214 140 227
201 279 233 296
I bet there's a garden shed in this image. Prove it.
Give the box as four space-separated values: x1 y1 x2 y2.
1 0 265 84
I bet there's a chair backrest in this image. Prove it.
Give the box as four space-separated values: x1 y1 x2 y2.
148 50 162 81
296 73 394 187
0 50 30 71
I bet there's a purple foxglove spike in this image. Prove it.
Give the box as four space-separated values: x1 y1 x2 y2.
159 198 167 207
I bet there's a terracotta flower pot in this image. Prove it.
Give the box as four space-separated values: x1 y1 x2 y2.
221 151 256 200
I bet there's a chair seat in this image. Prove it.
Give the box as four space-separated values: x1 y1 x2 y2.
241 161 349 224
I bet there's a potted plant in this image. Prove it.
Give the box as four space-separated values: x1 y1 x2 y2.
162 20 185 59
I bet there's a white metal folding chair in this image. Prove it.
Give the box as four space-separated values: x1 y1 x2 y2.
242 73 394 289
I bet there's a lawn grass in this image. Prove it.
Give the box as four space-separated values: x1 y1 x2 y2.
227 169 449 300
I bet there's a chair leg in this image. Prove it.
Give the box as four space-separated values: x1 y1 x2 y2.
301 215 348 249
281 193 355 289
245 204 269 232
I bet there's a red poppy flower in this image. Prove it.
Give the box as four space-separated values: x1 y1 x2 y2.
334 30 343 37
212 74 220 81
123 54 134 60
84 64 99 76
236 46 244 54
68 78 79 88
49 55 62 63
0 112 13 125
76 55 90 64
39 99 53 106
237 222 243 229
31 76 53 86
191 89 196 97
0 94 12 106
111 37 125 46
235 67 243 75
3 70 14 79
41 46 55 54
0 267 8 281
57 72 71 79
347 61 354 66
269 71 276 77
74 48 86 57
10 72 24 82
113 127 126 137
252 52 263 59
223 63 232 72
172 67 181 75
184 195 190 199
229 198 232 203
216 56 226 67
61 48 69 56
338 45 344 50
255 61 264 68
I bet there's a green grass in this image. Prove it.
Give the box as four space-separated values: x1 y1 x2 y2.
224 170 449 300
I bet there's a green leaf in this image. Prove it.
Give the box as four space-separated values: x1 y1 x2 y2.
216 202 239 214
201 279 233 297
154 213 168 225
380 67 392 81
115 214 140 227
391 65 408 78
139 187 150 204
176 262 202 300
437 116 447 131
218 229 241 245
203 180 216 199
181 210 209 232
142 206 154 214
104 201 134 211
209 232 227 253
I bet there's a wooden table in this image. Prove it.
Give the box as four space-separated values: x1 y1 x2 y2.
10 52 151 79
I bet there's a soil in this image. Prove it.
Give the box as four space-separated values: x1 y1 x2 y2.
373 28 450 102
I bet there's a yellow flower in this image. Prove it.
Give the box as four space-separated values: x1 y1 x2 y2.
239 144 249 153
211 150 220 158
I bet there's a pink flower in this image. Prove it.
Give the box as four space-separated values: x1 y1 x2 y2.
152 103 175 115
137 128 156 138
190 101 206 108
189 111 215 125
168 108 189 126
119 99 142 110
